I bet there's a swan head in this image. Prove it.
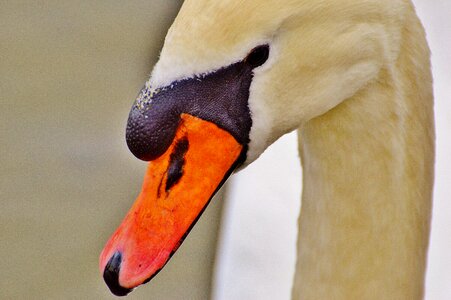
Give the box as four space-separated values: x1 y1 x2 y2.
100 0 393 295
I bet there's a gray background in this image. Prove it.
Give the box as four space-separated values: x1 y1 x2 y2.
1 1 224 299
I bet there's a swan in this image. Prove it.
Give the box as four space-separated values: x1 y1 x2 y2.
99 0 435 298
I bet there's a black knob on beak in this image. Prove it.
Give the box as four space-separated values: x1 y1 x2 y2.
103 252 132 297
126 102 180 161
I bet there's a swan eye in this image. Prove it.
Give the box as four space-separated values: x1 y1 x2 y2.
245 45 270 68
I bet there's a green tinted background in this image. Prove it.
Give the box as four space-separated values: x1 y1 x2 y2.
0 1 225 299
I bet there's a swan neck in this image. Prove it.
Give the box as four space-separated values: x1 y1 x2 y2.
292 15 434 299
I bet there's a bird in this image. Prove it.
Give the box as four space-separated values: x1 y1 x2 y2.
99 0 435 299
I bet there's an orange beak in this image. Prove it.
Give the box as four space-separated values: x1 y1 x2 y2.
99 114 243 295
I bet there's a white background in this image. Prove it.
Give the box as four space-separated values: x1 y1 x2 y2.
214 1 451 299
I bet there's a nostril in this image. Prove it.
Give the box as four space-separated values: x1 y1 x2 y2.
103 252 132 297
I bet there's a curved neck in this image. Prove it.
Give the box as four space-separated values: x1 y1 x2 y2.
292 8 434 300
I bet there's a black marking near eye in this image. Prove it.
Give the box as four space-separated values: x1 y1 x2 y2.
165 137 189 192
245 45 270 68
126 44 271 162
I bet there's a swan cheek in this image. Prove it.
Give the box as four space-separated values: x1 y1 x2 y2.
99 114 242 295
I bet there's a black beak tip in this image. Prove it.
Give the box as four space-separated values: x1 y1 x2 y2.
103 252 132 297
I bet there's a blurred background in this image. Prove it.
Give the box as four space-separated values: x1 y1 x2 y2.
0 1 449 299
0 1 218 299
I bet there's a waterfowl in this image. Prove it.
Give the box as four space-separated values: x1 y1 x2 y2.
99 0 434 298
